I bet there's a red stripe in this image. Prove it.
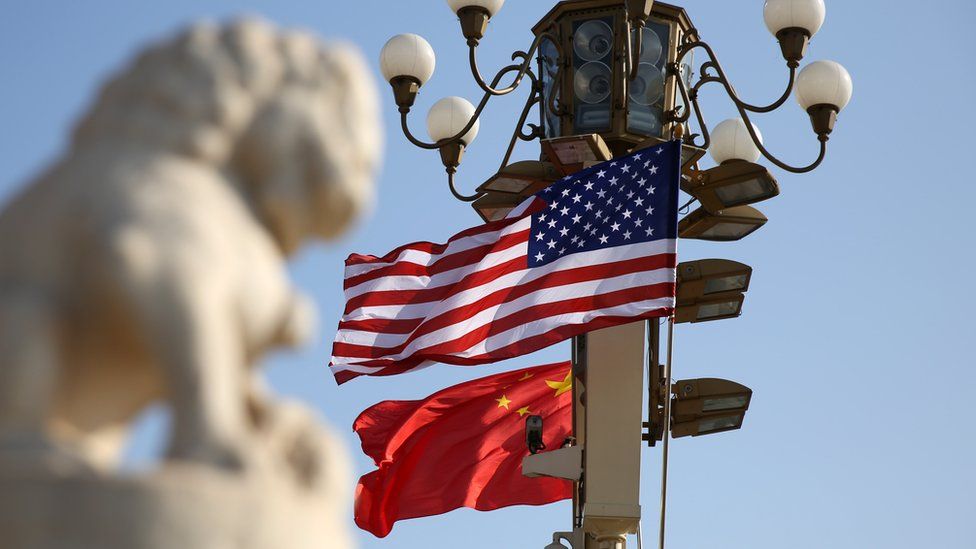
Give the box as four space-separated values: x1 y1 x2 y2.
334 253 675 357
337 317 422 335
334 369 362 384
331 306 674 385
343 253 527 315
343 228 529 295
333 278 674 361
344 215 525 267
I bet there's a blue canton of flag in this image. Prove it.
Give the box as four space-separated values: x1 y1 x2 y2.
527 140 682 267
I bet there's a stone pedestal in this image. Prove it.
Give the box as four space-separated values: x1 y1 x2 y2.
0 461 351 549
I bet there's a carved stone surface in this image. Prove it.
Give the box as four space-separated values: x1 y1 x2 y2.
0 18 379 549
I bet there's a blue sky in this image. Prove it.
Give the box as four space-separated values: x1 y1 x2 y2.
2 1 975 548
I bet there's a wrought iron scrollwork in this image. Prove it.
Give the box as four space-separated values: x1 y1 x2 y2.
399 33 560 201
669 36 826 173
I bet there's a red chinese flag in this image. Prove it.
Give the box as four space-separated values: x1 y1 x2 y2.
353 361 574 537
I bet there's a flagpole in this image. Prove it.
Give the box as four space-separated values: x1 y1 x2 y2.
658 316 675 549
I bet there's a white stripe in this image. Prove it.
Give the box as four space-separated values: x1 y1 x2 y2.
331 263 674 362
331 359 438 376
341 239 675 320
343 217 531 280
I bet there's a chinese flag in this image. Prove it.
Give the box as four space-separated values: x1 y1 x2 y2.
353 361 574 537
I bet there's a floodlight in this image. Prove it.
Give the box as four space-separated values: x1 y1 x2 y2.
671 378 752 419
682 161 779 213
678 205 767 241
670 377 752 438
476 161 561 194
471 191 524 222
674 293 744 324
671 412 745 438
676 259 752 303
541 133 613 175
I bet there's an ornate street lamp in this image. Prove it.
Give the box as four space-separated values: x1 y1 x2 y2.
377 0 852 214
375 1 853 547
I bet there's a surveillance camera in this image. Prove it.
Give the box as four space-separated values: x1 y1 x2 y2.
525 415 545 454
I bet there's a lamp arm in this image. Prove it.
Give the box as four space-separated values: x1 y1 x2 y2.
446 170 481 202
677 40 796 114
468 31 561 96
545 61 568 117
624 18 645 82
684 78 712 150
671 39 827 174
735 106 829 173
446 72 543 202
501 74 543 169
398 64 523 150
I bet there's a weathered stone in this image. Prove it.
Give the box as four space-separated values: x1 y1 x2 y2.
0 18 379 549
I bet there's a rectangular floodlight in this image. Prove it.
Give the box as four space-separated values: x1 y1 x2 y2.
541 134 613 175
678 205 767 242
676 259 753 303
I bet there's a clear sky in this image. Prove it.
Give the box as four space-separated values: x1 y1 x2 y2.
2 1 975 548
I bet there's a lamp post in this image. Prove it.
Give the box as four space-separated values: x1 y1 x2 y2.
377 1 852 547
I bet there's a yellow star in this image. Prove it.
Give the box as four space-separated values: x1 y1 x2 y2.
518 372 534 381
545 370 572 397
495 395 512 409
516 406 531 417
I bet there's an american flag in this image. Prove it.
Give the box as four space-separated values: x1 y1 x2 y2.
330 141 681 384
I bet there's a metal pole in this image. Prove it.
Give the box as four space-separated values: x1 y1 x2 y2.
658 316 675 549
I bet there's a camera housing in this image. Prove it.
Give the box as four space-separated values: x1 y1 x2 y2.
525 415 545 454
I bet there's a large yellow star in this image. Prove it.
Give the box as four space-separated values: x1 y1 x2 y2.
495 395 512 409
516 406 532 417
545 370 572 397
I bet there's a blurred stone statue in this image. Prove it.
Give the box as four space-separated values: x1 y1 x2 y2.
0 18 380 549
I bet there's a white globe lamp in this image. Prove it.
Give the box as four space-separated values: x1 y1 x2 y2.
379 33 436 85
763 0 826 38
762 0 826 66
709 119 763 164
427 96 480 146
795 60 853 136
380 34 437 112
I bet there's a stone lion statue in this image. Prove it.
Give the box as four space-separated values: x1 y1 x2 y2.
0 19 379 474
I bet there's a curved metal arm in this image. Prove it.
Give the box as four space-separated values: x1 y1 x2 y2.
736 110 829 173
468 30 562 96
671 38 827 173
546 65 567 117
677 40 796 114
446 171 481 202
500 72 543 169
625 19 645 82
445 69 544 201
401 60 543 201
398 64 523 149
